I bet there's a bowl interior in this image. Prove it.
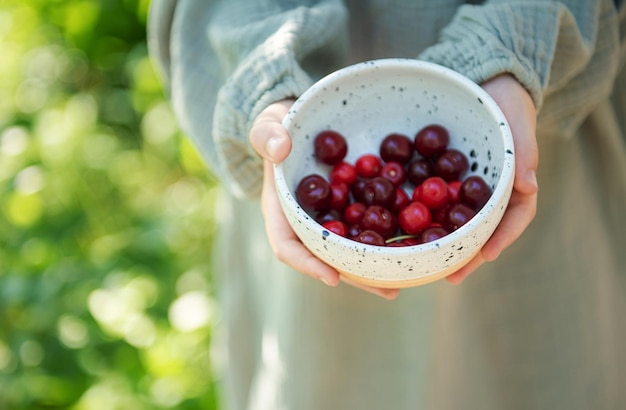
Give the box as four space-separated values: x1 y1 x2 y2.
274 59 514 284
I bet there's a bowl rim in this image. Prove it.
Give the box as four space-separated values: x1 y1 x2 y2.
274 58 515 257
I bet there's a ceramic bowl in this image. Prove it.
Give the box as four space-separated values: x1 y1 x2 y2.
274 59 515 288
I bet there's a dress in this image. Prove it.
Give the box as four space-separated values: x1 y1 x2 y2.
148 1 626 409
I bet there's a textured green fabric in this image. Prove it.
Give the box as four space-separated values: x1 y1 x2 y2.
149 1 626 409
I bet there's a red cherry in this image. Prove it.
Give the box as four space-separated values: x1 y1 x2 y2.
322 220 348 237
314 130 348 165
344 202 367 226
399 202 432 235
379 161 407 186
329 161 357 185
355 154 382 178
419 177 449 210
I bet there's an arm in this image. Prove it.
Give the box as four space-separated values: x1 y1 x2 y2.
419 0 622 283
148 0 348 197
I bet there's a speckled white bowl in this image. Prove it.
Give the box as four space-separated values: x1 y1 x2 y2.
274 59 515 288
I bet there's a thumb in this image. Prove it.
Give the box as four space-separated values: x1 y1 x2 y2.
482 75 538 195
249 99 295 164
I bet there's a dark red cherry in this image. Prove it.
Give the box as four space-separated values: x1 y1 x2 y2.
315 209 342 224
415 124 449 158
314 130 348 165
329 181 350 210
407 158 433 186
434 149 469 181
352 229 386 246
362 177 396 208
295 174 331 212
361 205 398 238
460 175 492 211
379 133 414 164
444 203 476 232
420 226 449 243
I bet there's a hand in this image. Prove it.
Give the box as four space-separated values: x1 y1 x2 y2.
250 100 400 300
445 74 539 284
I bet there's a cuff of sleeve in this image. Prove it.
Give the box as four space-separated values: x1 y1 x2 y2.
418 5 549 112
213 52 314 198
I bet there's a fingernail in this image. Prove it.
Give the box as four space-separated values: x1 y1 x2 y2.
265 135 281 162
321 277 333 287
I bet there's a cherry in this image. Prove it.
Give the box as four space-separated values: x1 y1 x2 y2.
434 149 469 181
352 229 386 246
393 187 411 212
379 161 407 186
460 175 492 211
329 161 358 185
407 158 433 186
419 177 449 210
295 124 493 247
399 201 432 235
329 181 350 210
415 124 449 158
420 226 449 243
314 130 348 165
296 174 331 212
315 209 343 224
361 205 398 238
350 178 368 203
344 202 367 226
387 237 421 247
362 177 396 208
444 203 476 232
355 154 382 178
447 180 462 204
379 133 414 163
348 224 363 238
322 220 348 237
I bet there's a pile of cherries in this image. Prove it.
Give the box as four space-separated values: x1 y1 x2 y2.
295 124 493 246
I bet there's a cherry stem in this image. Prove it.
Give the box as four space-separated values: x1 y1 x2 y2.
385 234 420 244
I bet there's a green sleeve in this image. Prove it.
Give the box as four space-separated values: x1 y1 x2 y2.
419 0 622 137
149 0 348 198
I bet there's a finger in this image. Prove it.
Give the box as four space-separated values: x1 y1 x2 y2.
445 251 486 285
483 75 538 196
249 100 295 163
261 161 341 286
340 275 400 300
508 105 539 196
481 190 537 261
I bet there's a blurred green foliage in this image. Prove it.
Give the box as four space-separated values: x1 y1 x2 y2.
0 1 221 409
